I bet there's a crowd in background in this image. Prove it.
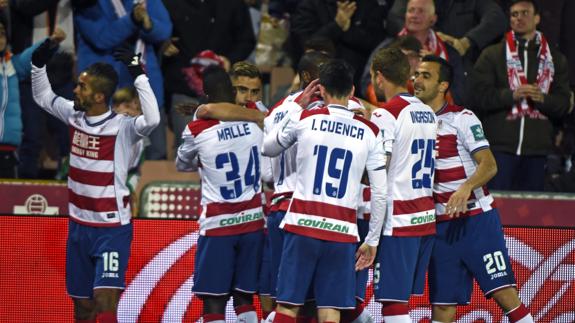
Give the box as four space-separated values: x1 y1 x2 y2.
0 0 574 192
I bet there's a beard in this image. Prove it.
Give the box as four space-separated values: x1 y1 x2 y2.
374 87 386 102
73 98 89 112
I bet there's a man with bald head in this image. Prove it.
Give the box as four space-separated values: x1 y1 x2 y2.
362 0 465 103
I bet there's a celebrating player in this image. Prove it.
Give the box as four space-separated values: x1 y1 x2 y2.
176 66 264 323
369 47 437 322
31 41 160 322
413 55 534 323
263 59 387 323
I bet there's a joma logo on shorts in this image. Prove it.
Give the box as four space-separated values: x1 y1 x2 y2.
297 218 350 234
410 214 435 225
219 211 263 226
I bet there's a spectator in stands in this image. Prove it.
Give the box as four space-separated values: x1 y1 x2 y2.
290 0 388 87
468 0 571 191
74 0 172 160
388 0 507 73
9 0 75 179
362 0 466 104
362 35 422 105
530 0 575 93
161 0 255 151
0 20 65 178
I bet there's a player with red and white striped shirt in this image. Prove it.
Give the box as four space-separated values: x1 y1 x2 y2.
414 55 534 323
31 41 160 323
263 60 387 323
369 47 437 323
177 66 264 323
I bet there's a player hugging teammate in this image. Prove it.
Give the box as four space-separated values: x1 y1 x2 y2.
176 48 534 323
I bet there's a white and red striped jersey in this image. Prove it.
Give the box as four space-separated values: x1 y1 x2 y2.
434 104 495 222
371 94 437 237
176 119 264 236
32 66 160 227
263 105 387 246
264 91 365 212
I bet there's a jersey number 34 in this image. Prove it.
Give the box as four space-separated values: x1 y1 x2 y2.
215 146 260 200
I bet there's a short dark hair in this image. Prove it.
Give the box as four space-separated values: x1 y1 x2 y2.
319 59 354 98
85 63 119 103
371 47 410 87
509 0 539 14
303 36 336 58
390 35 422 53
421 55 453 91
229 61 262 81
202 65 235 103
298 51 331 81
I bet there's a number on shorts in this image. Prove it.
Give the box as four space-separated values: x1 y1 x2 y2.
373 263 381 284
483 251 507 274
103 251 119 272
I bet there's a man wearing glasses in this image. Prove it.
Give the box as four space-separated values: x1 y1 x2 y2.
468 0 570 192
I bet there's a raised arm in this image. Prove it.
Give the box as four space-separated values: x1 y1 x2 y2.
113 47 161 136
31 39 75 123
262 104 300 157
133 75 161 136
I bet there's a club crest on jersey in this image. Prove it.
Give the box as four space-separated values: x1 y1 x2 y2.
471 124 485 141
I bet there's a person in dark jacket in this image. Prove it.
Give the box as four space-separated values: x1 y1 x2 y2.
387 0 507 73
74 0 172 160
0 20 64 178
290 0 388 88
161 0 255 151
467 0 571 191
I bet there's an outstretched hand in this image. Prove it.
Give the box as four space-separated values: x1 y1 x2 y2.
113 45 145 79
32 39 56 68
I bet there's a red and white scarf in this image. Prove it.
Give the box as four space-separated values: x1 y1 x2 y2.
398 27 449 61
505 30 554 120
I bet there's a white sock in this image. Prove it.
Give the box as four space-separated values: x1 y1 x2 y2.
236 310 258 323
382 315 411 323
351 308 374 323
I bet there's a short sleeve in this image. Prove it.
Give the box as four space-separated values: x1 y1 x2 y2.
458 110 490 154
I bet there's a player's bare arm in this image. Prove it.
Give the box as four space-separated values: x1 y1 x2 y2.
195 103 265 128
446 148 497 217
